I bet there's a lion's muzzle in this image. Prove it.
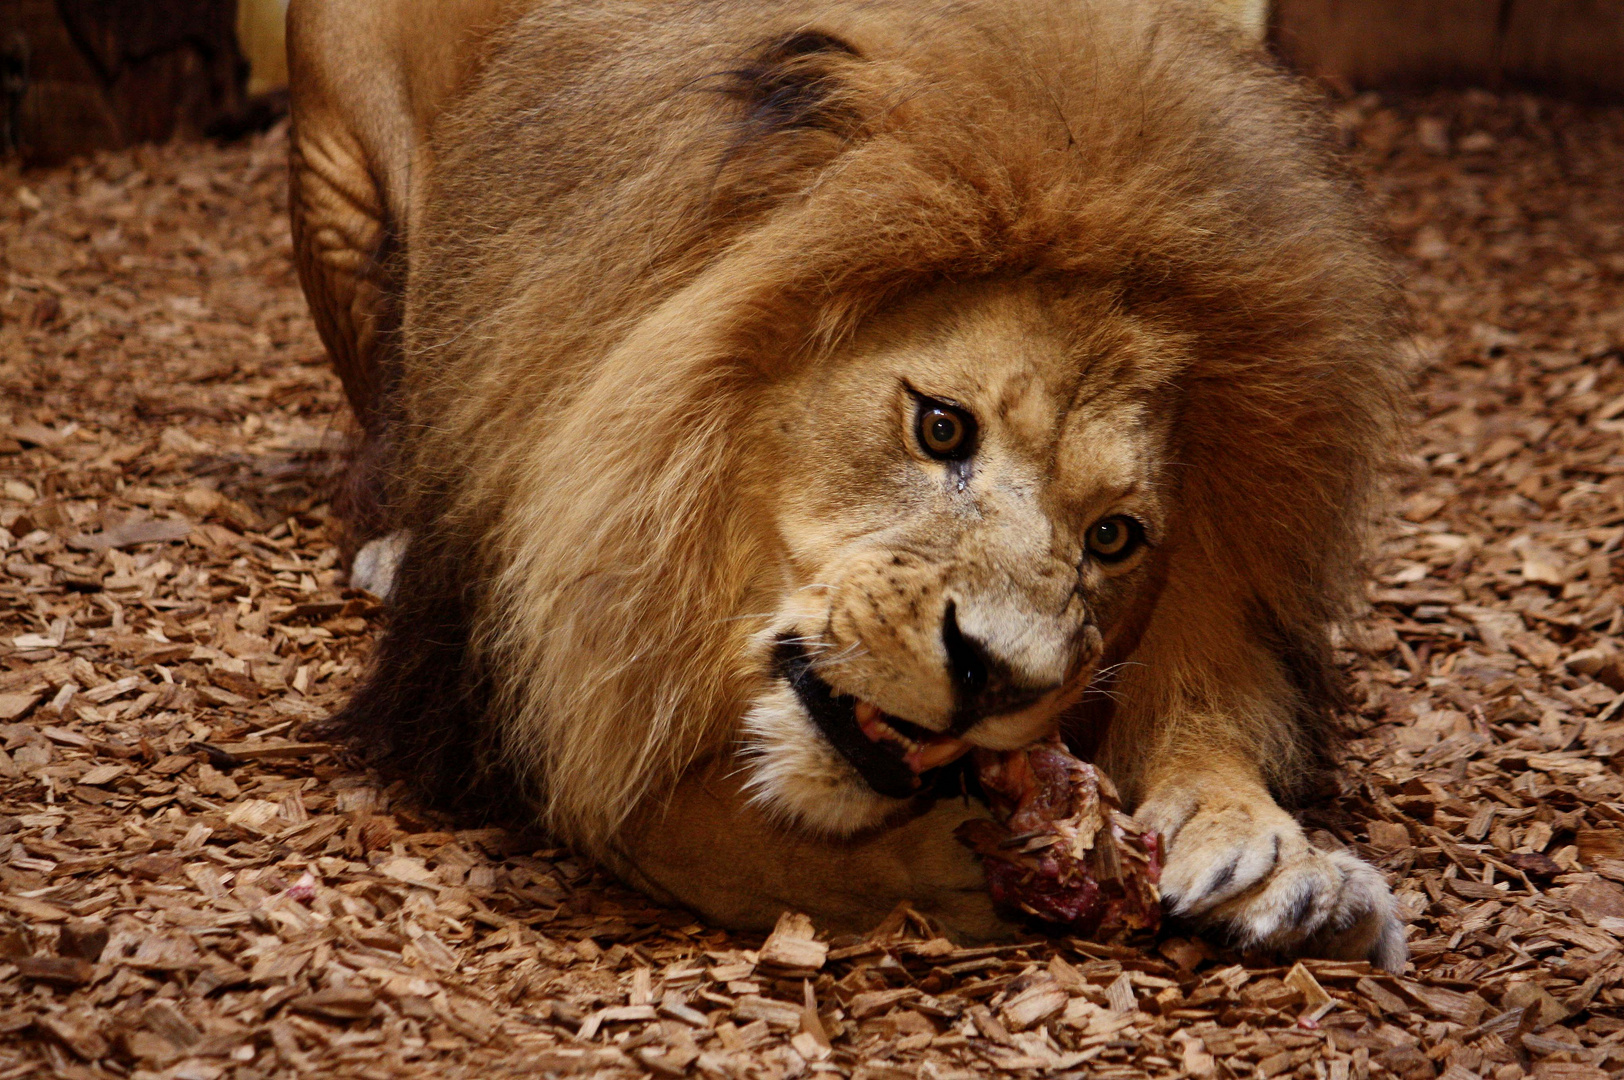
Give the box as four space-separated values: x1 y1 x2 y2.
773 607 1088 802
940 600 1062 727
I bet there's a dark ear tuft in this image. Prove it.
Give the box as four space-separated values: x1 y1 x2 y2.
722 29 863 138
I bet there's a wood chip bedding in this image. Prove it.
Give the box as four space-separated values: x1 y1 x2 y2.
0 88 1622 1079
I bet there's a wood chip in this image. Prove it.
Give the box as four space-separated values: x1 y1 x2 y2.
1285 962 1334 1019
13 956 95 987
1000 979 1069 1031
77 762 128 786
847 988 922 1020
732 996 803 1029
0 693 40 721
757 911 828 975
0 895 70 921
1104 971 1137 1013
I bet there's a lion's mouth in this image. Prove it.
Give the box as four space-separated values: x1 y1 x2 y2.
774 641 973 799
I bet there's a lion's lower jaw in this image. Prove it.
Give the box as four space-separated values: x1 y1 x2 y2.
740 683 907 836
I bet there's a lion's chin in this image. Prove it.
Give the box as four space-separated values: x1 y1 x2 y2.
740 680 926 836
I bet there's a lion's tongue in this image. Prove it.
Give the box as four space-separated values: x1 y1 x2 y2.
905 736 971 773
855 701 971 774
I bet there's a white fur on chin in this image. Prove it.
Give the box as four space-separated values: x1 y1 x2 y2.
740 680 907 836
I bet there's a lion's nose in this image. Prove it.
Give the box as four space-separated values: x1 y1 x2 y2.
941 602 1057 722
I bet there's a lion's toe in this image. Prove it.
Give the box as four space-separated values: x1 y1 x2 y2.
1154 802 1302 917
1297 849 1408 972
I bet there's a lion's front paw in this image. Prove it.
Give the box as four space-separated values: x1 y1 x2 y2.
1141 796 1406 971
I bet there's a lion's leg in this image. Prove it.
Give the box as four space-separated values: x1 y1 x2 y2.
288 0 406 428
288 0 516 550
609 761 1016 941
1097 575 1406 971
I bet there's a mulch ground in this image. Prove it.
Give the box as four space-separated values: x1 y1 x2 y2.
1 87 1622 1080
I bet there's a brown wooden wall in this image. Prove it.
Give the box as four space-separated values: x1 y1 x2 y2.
1 0 248 165
1273 0 1624 100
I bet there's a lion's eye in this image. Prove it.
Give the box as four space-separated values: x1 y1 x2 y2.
916 402 975 460
1086 516 1143 562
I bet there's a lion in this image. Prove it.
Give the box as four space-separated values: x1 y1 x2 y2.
288 0 1409 968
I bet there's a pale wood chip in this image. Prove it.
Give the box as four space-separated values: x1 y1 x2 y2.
757 911 828 975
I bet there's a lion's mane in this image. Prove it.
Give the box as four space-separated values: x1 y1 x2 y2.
333 0 1403 855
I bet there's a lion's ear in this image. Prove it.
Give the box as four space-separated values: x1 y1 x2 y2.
723 29 864 140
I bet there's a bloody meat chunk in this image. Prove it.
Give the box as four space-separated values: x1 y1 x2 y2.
956 735 1161 936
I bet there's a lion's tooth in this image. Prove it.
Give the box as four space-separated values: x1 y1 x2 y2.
879 719 918 752
855 701 888 743
855 701 928 753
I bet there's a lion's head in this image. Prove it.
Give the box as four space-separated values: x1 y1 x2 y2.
739 280 1181 832
334 0 1403 859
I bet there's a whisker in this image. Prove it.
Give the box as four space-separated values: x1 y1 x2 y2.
782 637 839 652
1089 660 1147 681
808 642 867 671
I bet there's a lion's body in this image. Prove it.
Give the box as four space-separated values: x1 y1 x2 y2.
290 0 1408 963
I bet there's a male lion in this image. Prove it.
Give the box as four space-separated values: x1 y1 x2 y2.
289 0 1408 968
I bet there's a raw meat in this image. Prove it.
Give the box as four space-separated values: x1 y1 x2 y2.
957 736 1162 936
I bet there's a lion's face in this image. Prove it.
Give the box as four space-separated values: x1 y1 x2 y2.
743 280 1179 833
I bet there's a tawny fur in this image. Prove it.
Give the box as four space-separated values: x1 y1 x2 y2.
292 0 1407 959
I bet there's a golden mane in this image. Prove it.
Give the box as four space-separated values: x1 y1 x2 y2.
330 0 1403 859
